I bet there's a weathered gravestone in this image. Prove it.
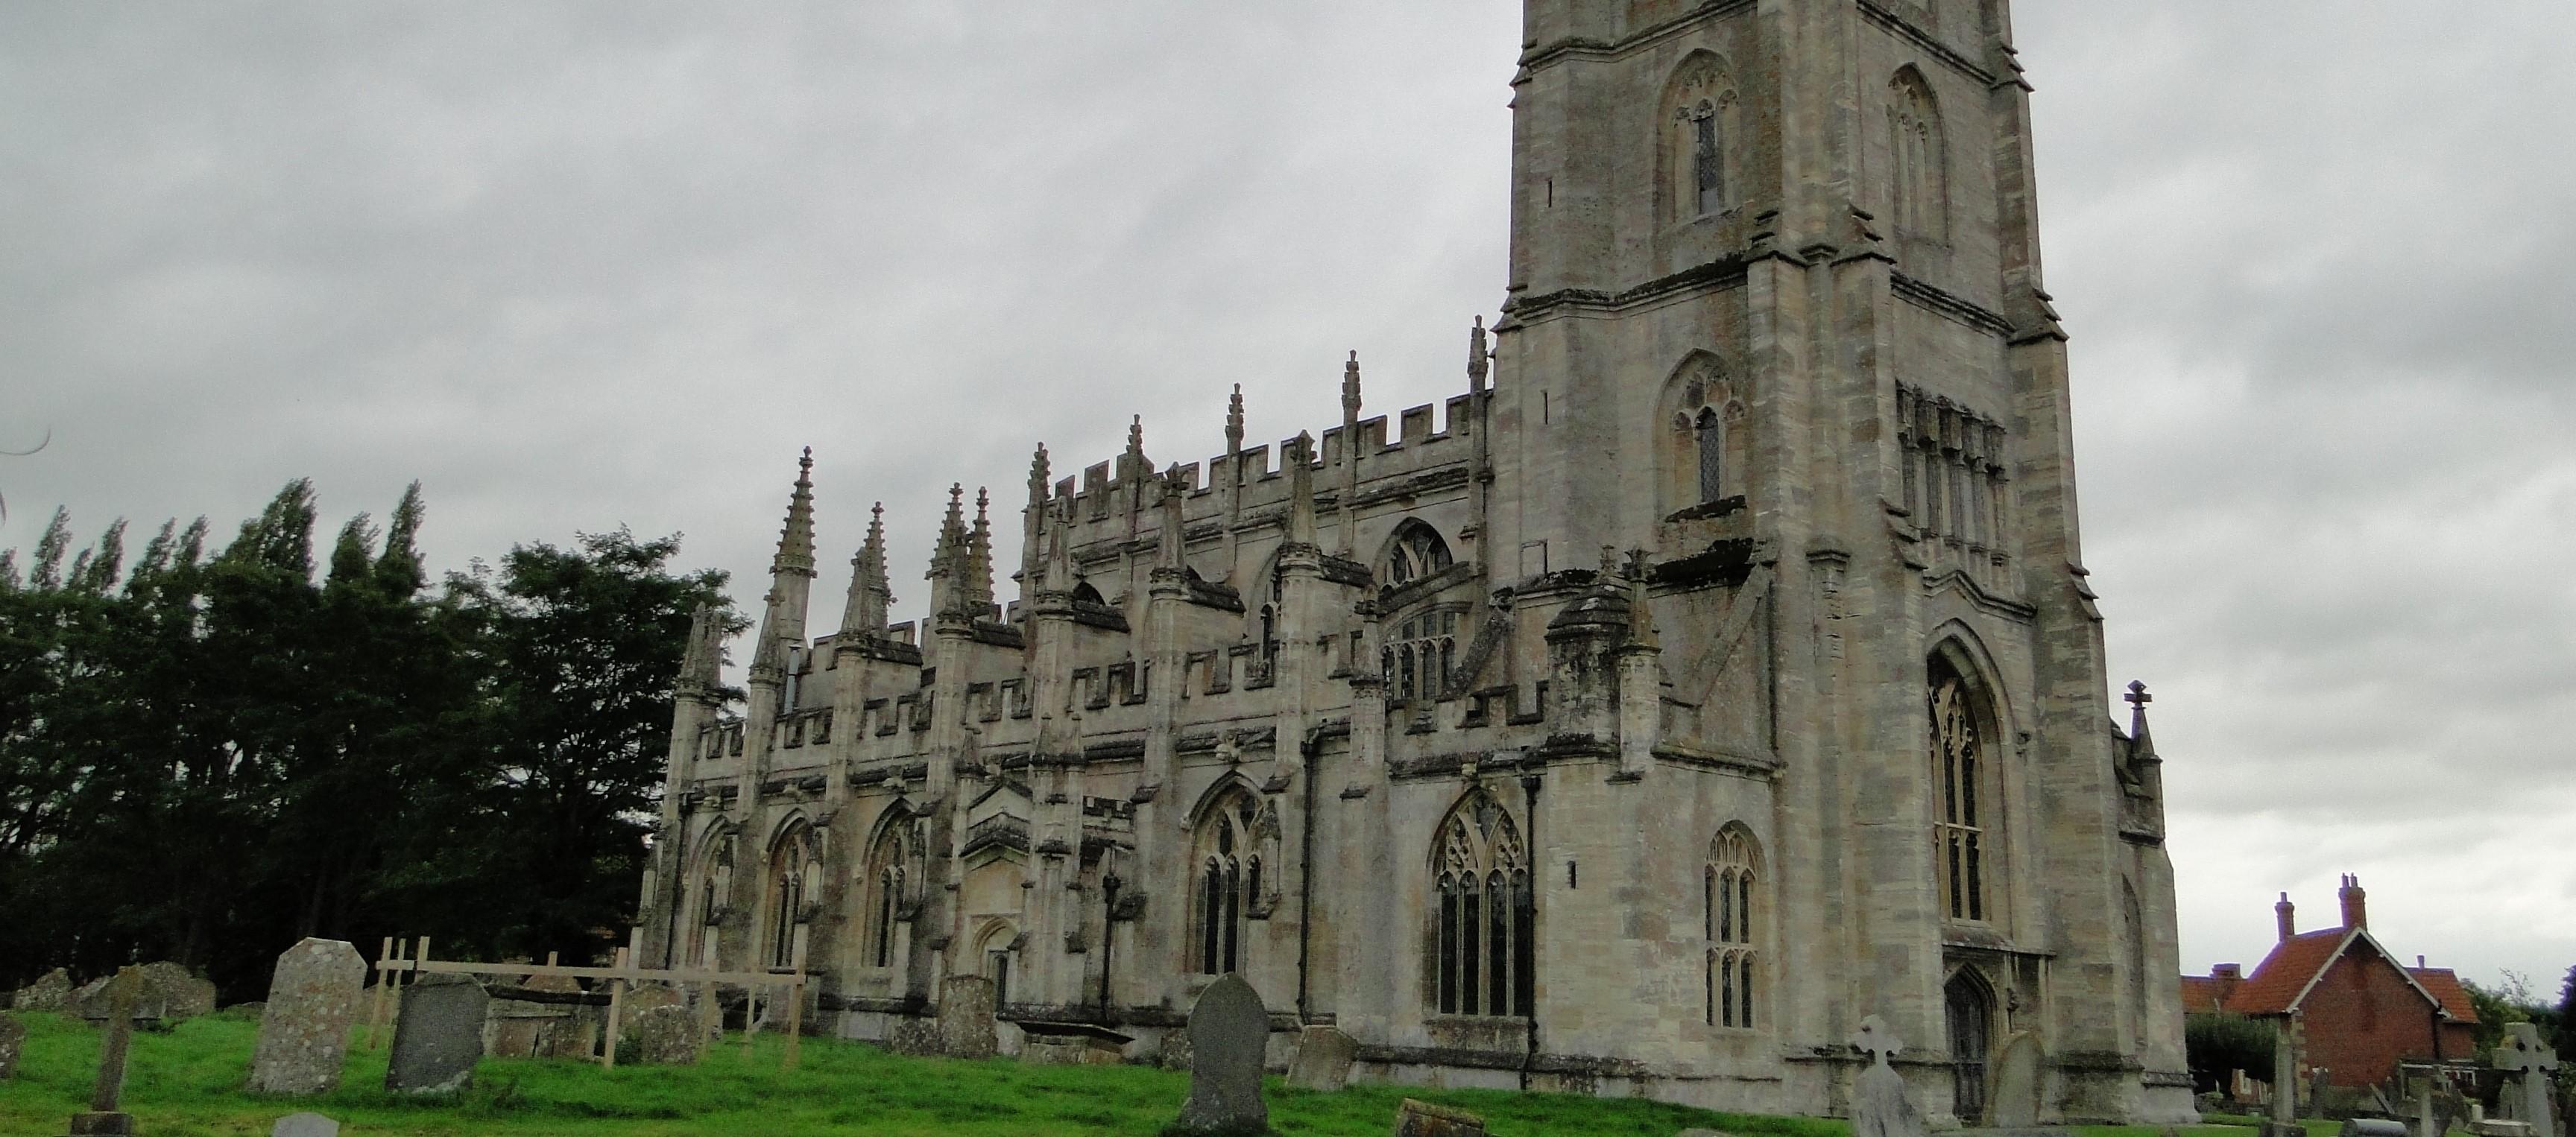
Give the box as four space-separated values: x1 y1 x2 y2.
137 962 217 1023
270 1111 340 1137
0 1013 26 1081
890 975 998 1059
627 1004 703 1065
385 974 487 1094
1989 1032 2044 1127
1019 1020 1133 1065
63 966 145 1137
1286 1024 1357 1092
2496 1024 2560 1137
1849 1016 1925 1137
16 969 73 1013
1393 1098 1487 1136
1172 973 1270 1136
249 937 366 1095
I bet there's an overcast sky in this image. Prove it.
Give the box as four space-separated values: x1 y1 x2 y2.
6 3 2571 995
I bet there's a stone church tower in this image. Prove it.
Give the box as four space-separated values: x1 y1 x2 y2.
637 0 2195 1123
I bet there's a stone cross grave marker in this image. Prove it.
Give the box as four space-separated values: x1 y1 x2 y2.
1172 973 1269 1136
1849 1016 1925 1137
385 974 487 1095
2496 1023 2560 1137
63 966 144 1137
250 938 367 1095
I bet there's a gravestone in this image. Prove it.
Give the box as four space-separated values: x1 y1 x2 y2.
0 1013 25 1080
271 1112 340 1137
2495 1024 2560 1137
64 966 145 1137
16 969 72 1013
250 937 366 1095
1393 1098 1487 1136
385 974 487 1094
1172 973 1269 1136
2340 1120 2411 1137
627 1004 702 1066
1989 1032 2043 1127
1286 1024 1357 1092
136 962 218 1023
1848 1016 1924 1137
906 975 997 1059
1020 1020 1133 1065
524 973 597 1060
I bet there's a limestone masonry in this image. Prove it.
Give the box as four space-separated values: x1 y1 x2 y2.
634 0 2193 1122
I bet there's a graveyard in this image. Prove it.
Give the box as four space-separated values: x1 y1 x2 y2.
0 1004 2324 1137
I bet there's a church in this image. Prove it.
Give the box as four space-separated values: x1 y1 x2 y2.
634 0 2196 1122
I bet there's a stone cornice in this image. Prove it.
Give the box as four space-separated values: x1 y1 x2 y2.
1855 1 1998 88
1890 271 2014 338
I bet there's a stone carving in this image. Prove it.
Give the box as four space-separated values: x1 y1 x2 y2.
2495 1023 2560 1137
1172 973 1269 1136
249 938 366 1095
1286 1024 1357 1092
0 1013 25 1081
1849 1016 1923 1137
270 1112 341 1137
1394 1098 1487 1136
385 974 487 1094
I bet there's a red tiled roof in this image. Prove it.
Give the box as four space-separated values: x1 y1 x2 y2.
2223 929 2352 1015
2408 968 2480 1024
2180 975 2236 1013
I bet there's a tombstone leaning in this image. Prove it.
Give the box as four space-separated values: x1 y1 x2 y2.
250 938 367 1095
1171 973 1270 1136
385 974 487 1094
1848 1016 1925 1137
1394 1098 1489 1136
1285 1024 1357 1092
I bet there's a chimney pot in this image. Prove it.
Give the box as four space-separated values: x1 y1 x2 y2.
2276 891 2296 943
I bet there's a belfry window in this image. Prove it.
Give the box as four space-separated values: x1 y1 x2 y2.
1704 826 1762 1028
1432 788 1533 1018
1194 791 1262 975
1930 659 1993 922
1695 408 1725 502
1887 68 1948 239
1692 103 1723 215
1384 522 1453 588
1661 53 1737 224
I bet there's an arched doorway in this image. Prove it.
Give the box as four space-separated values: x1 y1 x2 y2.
1946 969 1995 1122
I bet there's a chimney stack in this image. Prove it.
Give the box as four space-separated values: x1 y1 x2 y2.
2213 963 2244 981
2338 873 2367 930
2276 892 2296 942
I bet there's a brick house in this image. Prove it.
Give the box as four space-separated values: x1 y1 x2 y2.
2182 876 2478 1089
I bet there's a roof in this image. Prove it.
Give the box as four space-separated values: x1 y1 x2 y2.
2180 974 2237 1013
2408 968 2481 1024
2223 926 2455 1019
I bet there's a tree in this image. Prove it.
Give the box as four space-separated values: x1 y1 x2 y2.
2186 1012 2278 1095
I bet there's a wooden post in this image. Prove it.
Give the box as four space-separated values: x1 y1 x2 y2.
742 984 759 1059
783 939 806 1071
365 936 397 1050
601 946 629 1070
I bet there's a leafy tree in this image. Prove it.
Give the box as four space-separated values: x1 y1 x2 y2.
2185 1012 2278 1093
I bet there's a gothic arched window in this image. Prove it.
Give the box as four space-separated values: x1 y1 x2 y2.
1431 788 1533 1018
1704 826 1763 1029
1930 655 1998 922
767 823 818 970
1662 53 1739 224
1382 607 1460 703
1383 522 1453 588
864 822 912 969
1888 68 1948 239
1670 355 1749 511
695 829 736 968
1193 790 1263 975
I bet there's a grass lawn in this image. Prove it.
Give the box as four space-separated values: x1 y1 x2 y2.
0 1010 2286 1136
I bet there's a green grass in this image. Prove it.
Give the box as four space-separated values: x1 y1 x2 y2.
0 1010 1854 1136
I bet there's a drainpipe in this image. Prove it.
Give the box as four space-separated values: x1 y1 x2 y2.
1520 768 1542 1089
1099 864 1121 1025
1295 726 1321 1022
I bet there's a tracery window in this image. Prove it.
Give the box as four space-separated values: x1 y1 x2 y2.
1670 355 1749 510
1193 791 1263 975
695 830 736 967
1930 659 1993 922
1887 68 1948 238
865 823 912 969
767 824 818 970
1432 788 1533 1017
1662 53 1738 224
1704 826 1762 1029
1383 609 1459 703
1383 522 1453 588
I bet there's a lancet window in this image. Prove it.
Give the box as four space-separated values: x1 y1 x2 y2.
1432 788 1533 1018
1670 356 1749 511
1193 790 1264 975
1662 52 1739 224
767 823 819 970
865 822 913 969
1930 658 1995 923
695 829 736 967
1704 826 1762 1029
